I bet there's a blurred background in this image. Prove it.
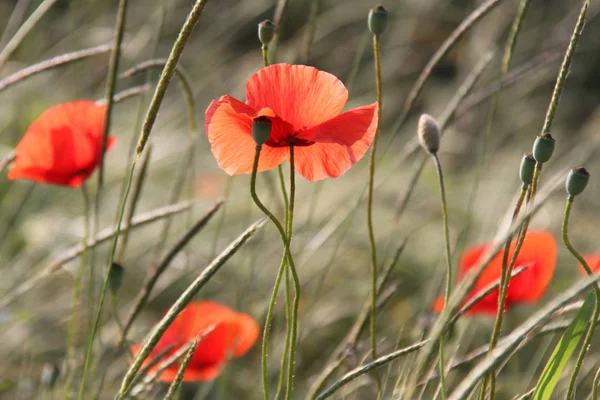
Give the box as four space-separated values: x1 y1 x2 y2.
1 0 600 398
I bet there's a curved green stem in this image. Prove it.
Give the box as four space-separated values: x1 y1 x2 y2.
262 253 288 400
432 153 452 400
285 145 300 400
276 264 292 400
275 163 291 399
366 34 383 394
563 196 600 399
251 146 299 400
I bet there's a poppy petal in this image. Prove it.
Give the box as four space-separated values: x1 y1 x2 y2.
503 231 556 303
580 254 600 275
432 296 445 314
291 103 378 181
446 230 556 316
232 313 260 357
8 101 109 187
246 64 348 131
205 96 286 175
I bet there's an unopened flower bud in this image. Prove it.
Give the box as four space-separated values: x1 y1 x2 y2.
418 113 441 154
519 153 536 185
532 133 555 164
566 167 590 197
368 5 388 35
252 116 272 145
108 262 125 294
258 20 275 46
40 363 60 389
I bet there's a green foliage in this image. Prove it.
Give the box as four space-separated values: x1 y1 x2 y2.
532 293 596 400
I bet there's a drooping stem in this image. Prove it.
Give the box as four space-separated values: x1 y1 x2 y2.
366 32 383 375
63 185 91 399
563 196 600 399
432 153 452 400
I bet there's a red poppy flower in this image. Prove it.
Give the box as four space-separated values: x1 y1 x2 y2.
432 231 557 316
205 63 378 181
579 254 600 275
131 301 260 382
8 101 115 187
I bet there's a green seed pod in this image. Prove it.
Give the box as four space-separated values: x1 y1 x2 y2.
258 20 275 46
40 363 60 389
532 133 555 164
108 262 125 294
252 116 272 145
368 5 388 35
417 113 441 154
566 167 590 197
519 153 536 185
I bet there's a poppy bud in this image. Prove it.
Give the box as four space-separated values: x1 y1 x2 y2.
519 153 536 185
566 167 590 197
258 20 275 46
109 262 125 294
368 5 388 35
252 116 272 145
418 113 441 154
40 363 60 389
532 133 555 164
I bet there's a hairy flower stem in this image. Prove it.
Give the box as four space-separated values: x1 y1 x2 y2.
261 40 294 399
262 45 270 68
431 153 452 400
366 33 383 394
563 196 600 399
482 185 528 399
258 41 294 400
251 146 299 400
63 185 91 399
275 164 293 399
284 145 300 400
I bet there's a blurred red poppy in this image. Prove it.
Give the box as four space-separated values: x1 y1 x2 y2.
8 101 115 187
579 254 600 275
131 301 260 382
205 63 378 181
432 231 557 316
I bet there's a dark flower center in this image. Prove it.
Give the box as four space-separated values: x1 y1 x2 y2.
266 132 315 148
